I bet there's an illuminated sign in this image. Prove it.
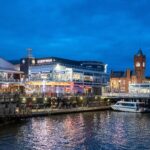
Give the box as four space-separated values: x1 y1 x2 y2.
41 74 48 79
37 59 53 64
54 70 65 74
84 76 93 81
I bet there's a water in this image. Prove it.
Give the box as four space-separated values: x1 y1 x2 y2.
0 111 150 150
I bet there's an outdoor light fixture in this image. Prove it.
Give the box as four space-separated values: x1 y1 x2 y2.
44 97 48 103
95 96 98 100
80 96 83 100
33 97 36 102
22 97 26 103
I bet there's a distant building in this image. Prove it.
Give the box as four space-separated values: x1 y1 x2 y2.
129 83 150 94
20 56 109 96
110 49 148 93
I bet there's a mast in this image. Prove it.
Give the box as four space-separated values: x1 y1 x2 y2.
27 48 33 58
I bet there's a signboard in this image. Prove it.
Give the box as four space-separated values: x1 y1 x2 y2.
37 59 53 64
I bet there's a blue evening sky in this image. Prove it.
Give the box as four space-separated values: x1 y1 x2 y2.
0 0 150 74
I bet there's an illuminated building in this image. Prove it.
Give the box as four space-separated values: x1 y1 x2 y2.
110 49 149 93
0 58 23 93
20 56 109 96
129 83 150 94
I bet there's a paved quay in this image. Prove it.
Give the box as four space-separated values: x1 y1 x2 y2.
30 106 111 117
0 106 110 126
0 104 111 124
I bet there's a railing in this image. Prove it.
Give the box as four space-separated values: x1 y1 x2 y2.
0 78 21 83
102 93 150 98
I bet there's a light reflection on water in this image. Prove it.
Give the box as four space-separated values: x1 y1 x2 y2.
0 111 150 150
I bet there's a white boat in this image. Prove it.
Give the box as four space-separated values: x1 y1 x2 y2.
111 101 149 113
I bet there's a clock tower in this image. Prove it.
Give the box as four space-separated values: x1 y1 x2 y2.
134 49 146 83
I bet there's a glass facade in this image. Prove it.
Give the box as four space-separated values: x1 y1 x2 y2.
23 57 109 96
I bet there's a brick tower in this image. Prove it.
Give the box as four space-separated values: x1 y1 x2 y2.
134 49 146 83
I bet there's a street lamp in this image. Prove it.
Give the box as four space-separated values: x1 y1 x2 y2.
33 97 36 102
22 97 26 103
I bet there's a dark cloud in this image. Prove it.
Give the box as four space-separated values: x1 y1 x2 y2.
0 0 150 74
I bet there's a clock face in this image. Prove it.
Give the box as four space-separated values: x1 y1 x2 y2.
136 62 140 67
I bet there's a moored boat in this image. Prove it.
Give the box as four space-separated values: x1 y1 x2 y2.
111 101 150 113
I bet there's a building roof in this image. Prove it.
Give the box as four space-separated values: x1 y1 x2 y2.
25 56 106 71
111 71 126 78
0 58 22 73
111 70 136 78
9 60 20 65
35 57 104 65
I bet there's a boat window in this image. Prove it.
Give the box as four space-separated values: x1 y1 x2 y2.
121 103 135 107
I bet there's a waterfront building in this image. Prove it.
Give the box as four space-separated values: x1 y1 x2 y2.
0 58 24 93
110 49 148 93
0 58 23 116
20 56 109 96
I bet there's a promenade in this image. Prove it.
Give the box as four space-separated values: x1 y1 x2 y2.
31 106 110 117
0 106 110 126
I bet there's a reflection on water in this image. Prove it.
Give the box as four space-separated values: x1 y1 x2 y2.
0 111 150 150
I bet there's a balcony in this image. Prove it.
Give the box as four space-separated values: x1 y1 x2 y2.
0 78 22 83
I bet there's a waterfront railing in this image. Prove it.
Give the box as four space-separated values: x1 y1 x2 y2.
102 92 150 98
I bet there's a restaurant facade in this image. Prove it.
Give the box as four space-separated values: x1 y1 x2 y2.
0 58 24 94
20 56 109 96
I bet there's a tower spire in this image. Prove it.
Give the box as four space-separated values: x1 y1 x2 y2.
137 48 143 56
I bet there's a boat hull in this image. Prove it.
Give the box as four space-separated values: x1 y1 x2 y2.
111 105 148 113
